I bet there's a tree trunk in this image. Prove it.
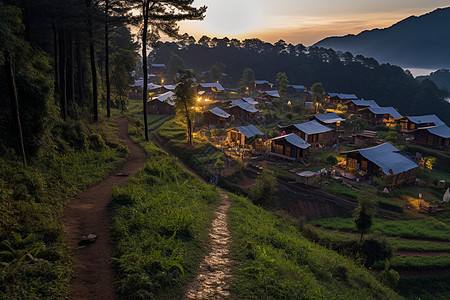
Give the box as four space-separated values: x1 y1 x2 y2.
88 26 98 122
142 2 149 140
75 38 83 105
58 25 67 120
105 0 111 117
5 53 27 165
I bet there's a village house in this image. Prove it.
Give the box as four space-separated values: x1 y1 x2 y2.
203 107 231 128
254 80 273 91
148 63 166 75
269 133 310 163
359 107 403 126
345 99 380 113
242 97 258 106
286 84 307 94
327 93 358 105
312 112 345 129
132 80 161 94
352 130 378 147
227 125 263 149
161 84 178 93
395 114 444 133
147 91 176 115
197 82 224 98
414 124 450 151
342 143 418 188
258 90 280 102
229 99 259 121
279 120 334 149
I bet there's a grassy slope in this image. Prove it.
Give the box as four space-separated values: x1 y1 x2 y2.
0 116 127 299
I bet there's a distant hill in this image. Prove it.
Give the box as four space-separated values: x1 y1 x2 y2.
314 7 450 69
417 69 450 92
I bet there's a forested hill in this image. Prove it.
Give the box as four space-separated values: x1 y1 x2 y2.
153 39 450 123
313 7 450 69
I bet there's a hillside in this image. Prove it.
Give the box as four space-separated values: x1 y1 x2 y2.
417 69 450 92
314 7 450 69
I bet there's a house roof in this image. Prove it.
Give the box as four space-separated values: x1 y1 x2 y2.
293 120 333 135
349 99 380 108
242 97 258 105
255 80 273 85
230 100 259 113
234 125 263 138
134 80 162 90
405 114 444 126
328 93 358 100
163 84 178 90
423 124 450 138
365 107 403 119
314 112 345 124
270 133 310 149
343 143 418 175
154 91 175 105
150 63 166 68
287 84 306 90
209 107 230 119
265 90 280 98
199 82 224 91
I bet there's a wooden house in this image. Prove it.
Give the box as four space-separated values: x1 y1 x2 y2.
359 107 403 126
149 63 166 75
229 99 259 121
345 99 379 113
203 107 231 128
227 125 263 148
312 112 345 129
287 84 307 94
279 120 334 149
327 93 358 105
197 82 224 98
242 97 258 106
132 81 161 95
352 130 378 147
269 133 310 162
147 91 175 114
395 114 444 133
254 80 273 91
414 124 450 151
259 90 280 102
342 143 418 188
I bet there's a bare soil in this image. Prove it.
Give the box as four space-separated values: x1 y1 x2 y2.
184 193 232 299
63 117 147 300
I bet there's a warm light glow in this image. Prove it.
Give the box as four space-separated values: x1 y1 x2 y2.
205 99 209 102
197 97 201 102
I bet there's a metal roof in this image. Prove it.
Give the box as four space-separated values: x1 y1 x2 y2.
148 83 162 90
235 125 263 138
255 80 273 85
150 63 166 68
230 100 259 113
350 99 380 108
154 91 175 105
406 114 444 126
270 133 310 149
293 120 333 135
328 93 358 100
288 84 306 90
265 90 280 98
345 143 418 175
425 124 450 138
242 97 258 105
209 107 230 119
163 84 178 90
199 82 224 91
314 112 345 124
366 107 403 119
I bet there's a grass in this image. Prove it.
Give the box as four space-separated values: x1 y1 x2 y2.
227 193 400 299
109 120 220 299
0 116 127 300
311 217 450 241
386 255 450 270
397 275 450 300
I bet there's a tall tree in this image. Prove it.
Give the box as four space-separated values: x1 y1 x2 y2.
239 67 255 93
354 193 374 242
132 0 206 140
276 72 288 99
167 51 184 81
210 62 225 82
174 70 195 145
110 49 136 111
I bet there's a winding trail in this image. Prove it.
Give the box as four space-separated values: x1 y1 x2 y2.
184 193 232 299
63 117 147 300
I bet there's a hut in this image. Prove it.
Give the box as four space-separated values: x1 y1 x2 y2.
269 133 310 162
197 82 224 97
229 100 259 121
345 99 379 113
227 125 263 149
312 112 345 129
254 80 273 91
414 124 450 151
149 63 166 75
327 93 358 105
287 84 307 94
342 143 418 188
352 130 378 147
296 171 316 185
242 97 258 106
203 107 231 128
395 114 444 133
359 107 403 126
279 120 334 149
259 90 280 102
146 91 176 114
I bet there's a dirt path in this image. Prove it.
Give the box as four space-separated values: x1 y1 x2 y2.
63 117 147 300
184 193 232 299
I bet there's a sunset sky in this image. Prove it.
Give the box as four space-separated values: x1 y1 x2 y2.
179 0 448 46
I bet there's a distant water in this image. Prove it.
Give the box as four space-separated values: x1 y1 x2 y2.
403 67 437 77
